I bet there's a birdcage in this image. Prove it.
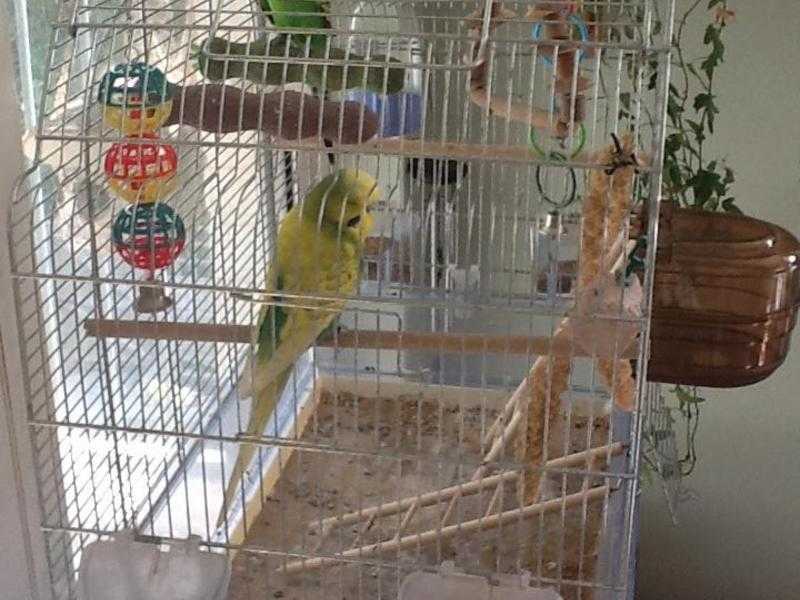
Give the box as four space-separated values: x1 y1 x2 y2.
7 0 676 598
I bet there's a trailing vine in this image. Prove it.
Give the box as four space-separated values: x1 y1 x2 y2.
614 1 737 488
663 0 739 213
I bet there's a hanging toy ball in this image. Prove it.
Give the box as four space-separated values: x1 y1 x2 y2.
98 62 174 135
112 202 186 272
112 202 186 313
104 134 178 203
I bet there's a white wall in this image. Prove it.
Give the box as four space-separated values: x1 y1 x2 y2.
637 2 800 598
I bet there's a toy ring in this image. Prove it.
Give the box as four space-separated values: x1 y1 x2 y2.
530 123 587 160
531 13 590 67
530 124 585 209
535 163 578 210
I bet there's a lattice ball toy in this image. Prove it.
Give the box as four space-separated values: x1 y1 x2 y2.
112 202 186 273
98 63 174 134
104 134 178 203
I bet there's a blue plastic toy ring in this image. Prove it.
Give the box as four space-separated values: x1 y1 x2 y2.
531 13 590 67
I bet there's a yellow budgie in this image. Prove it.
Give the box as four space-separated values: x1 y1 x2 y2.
217 169 380 529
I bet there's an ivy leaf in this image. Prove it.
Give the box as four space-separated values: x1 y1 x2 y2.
687 119 705 144
722 197 742 213
675 386 706 406
664 133 683 155
724 166 735 184
701 25 725 79
624 25 636 40
693 92 718 114
667 95 684 127
663 158 684 195
689 168 722 206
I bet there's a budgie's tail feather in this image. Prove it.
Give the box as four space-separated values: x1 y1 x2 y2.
216 368 292 531
235 356 255 400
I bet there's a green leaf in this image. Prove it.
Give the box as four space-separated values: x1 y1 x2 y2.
653 20 663 35
664 160 684 196
667 95 684 127
693 92 718 114
646 67 659 91
708 0 723 8
624 25 636 40
675 386 706 406
722 197 743 214
724 167 735 184
664 133 683 155
687 119 705 144
689 168 722 206
703 24 716 45
687 63 703 82
701 25 725 80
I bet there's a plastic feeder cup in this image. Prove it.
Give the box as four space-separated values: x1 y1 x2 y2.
345 91 423 138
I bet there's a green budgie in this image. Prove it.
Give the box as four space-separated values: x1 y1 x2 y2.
261 0 330 52
217 169 381 529
195 36 406 94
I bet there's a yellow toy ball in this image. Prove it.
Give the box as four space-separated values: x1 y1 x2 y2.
107 171 178 203
104 135 179 203
97 63 174 134
101 101 173 136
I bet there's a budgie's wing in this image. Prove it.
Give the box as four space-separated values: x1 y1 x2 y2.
236 263 282 398
222 268 326 528
237 270 335 400
263 0 330 29
263 0 330 53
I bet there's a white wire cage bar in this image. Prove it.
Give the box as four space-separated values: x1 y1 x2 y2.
38 0 671 163
8 0 675 598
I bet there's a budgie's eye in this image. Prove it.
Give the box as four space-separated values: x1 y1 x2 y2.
346 215 362 228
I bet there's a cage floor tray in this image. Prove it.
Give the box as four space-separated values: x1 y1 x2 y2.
226 382 612 600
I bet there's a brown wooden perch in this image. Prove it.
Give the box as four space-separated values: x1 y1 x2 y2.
82 319 637 359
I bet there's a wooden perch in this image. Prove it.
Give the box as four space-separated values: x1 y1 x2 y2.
311 442 623 535
82 320 637 359
280 485 611 574
165 84 379 145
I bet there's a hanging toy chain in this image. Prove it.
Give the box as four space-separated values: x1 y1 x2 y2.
99 62 186 314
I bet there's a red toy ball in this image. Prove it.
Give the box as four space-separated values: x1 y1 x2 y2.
104 133 178 203
112 202 186 272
